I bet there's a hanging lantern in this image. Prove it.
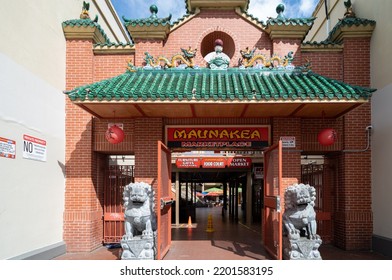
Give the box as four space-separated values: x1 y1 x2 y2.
105 124 124 144
317 128 337 146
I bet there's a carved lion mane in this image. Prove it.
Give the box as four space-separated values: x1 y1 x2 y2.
283 183 319 240
123 182 156 238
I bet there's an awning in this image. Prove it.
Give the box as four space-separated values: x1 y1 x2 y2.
65 68 375 119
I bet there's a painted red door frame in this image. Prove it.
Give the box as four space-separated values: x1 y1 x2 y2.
263 140 283 260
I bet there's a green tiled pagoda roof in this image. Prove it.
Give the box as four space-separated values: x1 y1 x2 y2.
327 17 376 42
66 68 374 102
62 18 110 43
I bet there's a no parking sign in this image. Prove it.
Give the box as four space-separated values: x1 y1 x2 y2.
23 134 47 162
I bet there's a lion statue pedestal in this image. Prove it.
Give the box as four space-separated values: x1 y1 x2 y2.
283 183 322 260
120 182 157 260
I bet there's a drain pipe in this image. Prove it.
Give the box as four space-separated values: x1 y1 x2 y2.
343 125 373 153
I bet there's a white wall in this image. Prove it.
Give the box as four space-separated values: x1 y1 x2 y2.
0 0 127 259
372 84 392 238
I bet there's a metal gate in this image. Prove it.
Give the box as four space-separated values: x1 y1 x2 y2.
301 163 332 243
263 141 283 260
103 164 134 243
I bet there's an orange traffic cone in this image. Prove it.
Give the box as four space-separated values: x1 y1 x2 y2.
206 214 215 232
188 216 192 228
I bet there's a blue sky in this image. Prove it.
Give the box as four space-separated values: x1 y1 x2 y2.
111 0 319 22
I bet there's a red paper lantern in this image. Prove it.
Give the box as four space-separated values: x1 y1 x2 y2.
317 128 337 146
105 125 124 144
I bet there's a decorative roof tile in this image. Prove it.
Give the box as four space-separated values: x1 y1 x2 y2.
62 18 110 43
94 42 134 47
66 68 375 103
123 5 172 27
236 10 265 27
171 11 196 27
266 4 315 27
326 17 376 42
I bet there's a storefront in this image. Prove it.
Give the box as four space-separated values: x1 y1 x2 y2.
62 0 375 258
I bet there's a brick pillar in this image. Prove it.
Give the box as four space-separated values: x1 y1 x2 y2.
334 37 372 250
134 39 164 66
134 118 163 191
64 39 103 252
272 117 302 190
266 20 311 65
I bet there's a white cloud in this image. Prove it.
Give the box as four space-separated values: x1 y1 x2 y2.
248 0 282 22
112 0 317 23
299 0 318 15
112 0 186 21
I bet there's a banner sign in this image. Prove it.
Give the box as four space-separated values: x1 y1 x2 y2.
0 137 16 159
166 126 270 149
227 157 252 168
201 158 227 168
175 157 252 168
23 134 47 162
176 158 201 168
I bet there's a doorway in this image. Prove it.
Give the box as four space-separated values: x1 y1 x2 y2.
103 155 135 244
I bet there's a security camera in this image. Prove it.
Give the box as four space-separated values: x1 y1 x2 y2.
366 125 373 131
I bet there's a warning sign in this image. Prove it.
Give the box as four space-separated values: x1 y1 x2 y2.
23 134 47 162
0 137 16 159
280 136 296 148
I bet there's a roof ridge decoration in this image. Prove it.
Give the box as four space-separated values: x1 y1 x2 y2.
239 48 294 69
325 1 376 43
62 1 110 44
144 47 198 69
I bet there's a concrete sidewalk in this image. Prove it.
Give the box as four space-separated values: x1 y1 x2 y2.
55 207 390 260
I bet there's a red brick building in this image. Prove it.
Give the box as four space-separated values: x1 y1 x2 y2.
62 0 376 258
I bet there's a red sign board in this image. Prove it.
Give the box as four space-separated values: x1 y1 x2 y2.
227 157 252 168
176 158 201 168
166 126 270 149
201 158 227 168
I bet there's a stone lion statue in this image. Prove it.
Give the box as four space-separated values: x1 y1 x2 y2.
123 182 157 239
283 183 319 240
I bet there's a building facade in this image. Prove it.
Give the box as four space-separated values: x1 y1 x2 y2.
0 0 128 260
306 0 392 258
61 0 377 259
